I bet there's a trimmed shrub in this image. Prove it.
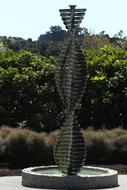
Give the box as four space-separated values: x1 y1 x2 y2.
1 127 53 166
0 126 127 166
0 126 12 162
6 129 29 166
113 134 127 164
85 128 113 164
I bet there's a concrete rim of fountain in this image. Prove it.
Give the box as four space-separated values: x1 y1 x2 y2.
22 165 118 189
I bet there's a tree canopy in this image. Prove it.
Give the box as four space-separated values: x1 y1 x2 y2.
0 27 127 131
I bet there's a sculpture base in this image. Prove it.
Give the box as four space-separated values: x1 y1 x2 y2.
22 165 118 189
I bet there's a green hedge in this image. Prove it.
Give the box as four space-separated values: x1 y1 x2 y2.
0 49 63 131
81 45 127 129
85 127 127 164
0 126 127 166
1 46 127 130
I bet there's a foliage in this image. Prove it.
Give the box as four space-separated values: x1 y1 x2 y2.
0 49 63 131
37 25 67 56
0 26 67 56
85 127 127 164
0 126 127 166
83 34 111 51
80 45 127 129
0 126 55 166
1 45 127 130
6 128 50 166
1 26 123 57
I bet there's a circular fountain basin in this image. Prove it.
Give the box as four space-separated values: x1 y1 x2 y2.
22 165 118 189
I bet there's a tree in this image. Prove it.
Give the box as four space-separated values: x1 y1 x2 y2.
83 34 110 51
80 45 127 129
0 49 63 131
37 25 67 56
0 42 5 52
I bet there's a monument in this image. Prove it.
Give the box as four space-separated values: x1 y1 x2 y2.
54 4 87 176
22 5 118 189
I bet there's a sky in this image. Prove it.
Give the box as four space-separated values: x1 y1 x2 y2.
0 0 127 40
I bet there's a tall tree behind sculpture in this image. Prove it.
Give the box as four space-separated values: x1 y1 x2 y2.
54 5 87 175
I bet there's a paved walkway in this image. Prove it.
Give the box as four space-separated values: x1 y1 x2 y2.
0 175 126 190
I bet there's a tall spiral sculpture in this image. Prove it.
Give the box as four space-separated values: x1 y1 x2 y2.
54 5 87 176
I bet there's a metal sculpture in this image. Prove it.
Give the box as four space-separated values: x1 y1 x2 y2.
54 5 87 176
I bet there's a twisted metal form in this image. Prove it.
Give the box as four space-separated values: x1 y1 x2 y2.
54 5 87 175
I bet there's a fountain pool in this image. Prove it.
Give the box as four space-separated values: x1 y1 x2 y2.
22 165 118 189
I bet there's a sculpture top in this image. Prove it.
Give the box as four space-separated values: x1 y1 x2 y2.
59 5 86 32
69 5 77 9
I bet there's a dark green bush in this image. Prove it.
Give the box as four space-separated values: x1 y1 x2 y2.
1 46 127 131
0 49 63 132
81 45 127 129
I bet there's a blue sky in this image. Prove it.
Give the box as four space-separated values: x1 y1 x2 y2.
0 0 127 40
